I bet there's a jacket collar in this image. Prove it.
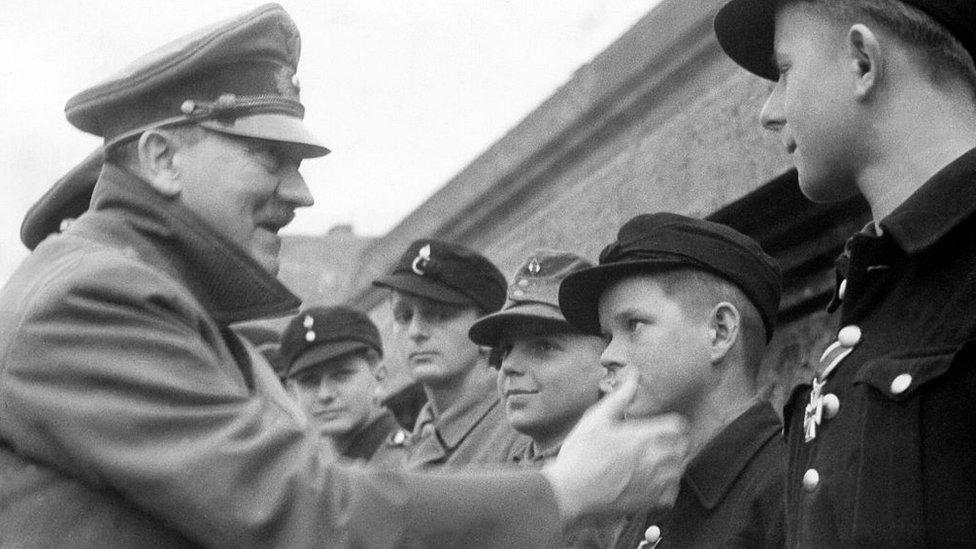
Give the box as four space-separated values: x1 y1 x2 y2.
413 372 500 450
683 400 781 510
881 146 976 254
335 412 399 460
82 163 300 324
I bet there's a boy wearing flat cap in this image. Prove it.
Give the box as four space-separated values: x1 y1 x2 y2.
560 213 786 548
373 239 529 469
470 250 622 548
469 250 605 466
279 306 407 468
0 4 695 547
715 0 976 544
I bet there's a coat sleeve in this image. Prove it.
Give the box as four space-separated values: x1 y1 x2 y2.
0 251 561 548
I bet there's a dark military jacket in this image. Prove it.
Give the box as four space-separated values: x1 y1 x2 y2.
332 411 408 469
615 401 785 549
784 147 976 546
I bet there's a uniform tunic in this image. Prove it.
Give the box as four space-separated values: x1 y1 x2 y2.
783 147 976 547
614 401 786 549
406 372 527 469
0 165 562 548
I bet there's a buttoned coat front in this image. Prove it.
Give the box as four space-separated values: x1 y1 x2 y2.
783 148 976 547
0 165 561 548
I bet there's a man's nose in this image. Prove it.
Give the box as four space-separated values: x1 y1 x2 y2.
277 167 314 208
759 85 785 132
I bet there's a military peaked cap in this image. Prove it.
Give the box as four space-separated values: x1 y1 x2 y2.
65 3 328 157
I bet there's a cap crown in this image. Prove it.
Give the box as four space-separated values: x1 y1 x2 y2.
374 239 507 313
65 3 326 156
505 250 593 310
278 306 382 378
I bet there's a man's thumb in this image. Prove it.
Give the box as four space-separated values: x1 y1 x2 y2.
590 368 639 422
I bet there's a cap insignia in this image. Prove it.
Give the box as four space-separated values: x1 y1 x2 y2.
528 257 541 274
412 244 432 275
275 66 301 100
302 315 314 329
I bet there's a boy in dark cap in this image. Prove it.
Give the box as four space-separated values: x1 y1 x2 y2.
560 213 786 549
0 4 695 547
373 239 529 468
470 249 622 548
279 306 407 468
715 0 976 544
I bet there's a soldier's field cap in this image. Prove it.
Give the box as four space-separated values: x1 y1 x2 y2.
372 239 507 314
559 213 782 342
715 0 976 81
469 250 593 346
20 148 102 251
65 3 328 157
278 306 383 379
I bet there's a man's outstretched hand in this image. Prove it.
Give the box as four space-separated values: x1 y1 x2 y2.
542 368 689 523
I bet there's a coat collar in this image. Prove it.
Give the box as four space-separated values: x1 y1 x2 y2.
335 412 399 460
682 401 782 510
881 147 976 255
412 372 500 450
80 163 300 324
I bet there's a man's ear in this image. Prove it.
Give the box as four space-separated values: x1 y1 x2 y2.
847 23 882 100
136 129 183 197
708 302 740 365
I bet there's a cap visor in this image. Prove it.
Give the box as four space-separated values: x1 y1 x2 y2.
559 260 690 335
287 340 368 378
373 273 475 307
714 0 778 81
468 303 573 346
201 113 330 158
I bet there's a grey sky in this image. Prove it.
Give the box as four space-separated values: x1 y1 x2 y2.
0 1 660 284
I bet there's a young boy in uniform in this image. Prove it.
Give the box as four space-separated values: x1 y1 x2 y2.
469 249 619 547
468 250 604 466
560 213 786 548
715 0 976 544
279 306 406 467
373 239 526 468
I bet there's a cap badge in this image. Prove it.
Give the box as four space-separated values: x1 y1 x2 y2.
412 244 432 275
275 66 301 100
528 257 541 274
302 315 314 329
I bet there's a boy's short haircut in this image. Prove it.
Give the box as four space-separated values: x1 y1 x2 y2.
715 0 976 97
793 0 976 96
652 267 768 381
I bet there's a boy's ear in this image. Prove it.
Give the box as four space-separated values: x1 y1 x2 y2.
708 302 740 365
136 129 183 197
847 23 882 100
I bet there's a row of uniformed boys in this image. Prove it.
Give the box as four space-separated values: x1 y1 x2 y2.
275 210 788 547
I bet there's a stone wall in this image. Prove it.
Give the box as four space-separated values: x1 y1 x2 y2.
299 0 872 410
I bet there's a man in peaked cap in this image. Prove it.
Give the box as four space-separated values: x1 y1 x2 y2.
373 239 531 468
560 213 786 548
470 249 625 548
0 5 694 547
715 0 976 544
279 306 407 468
